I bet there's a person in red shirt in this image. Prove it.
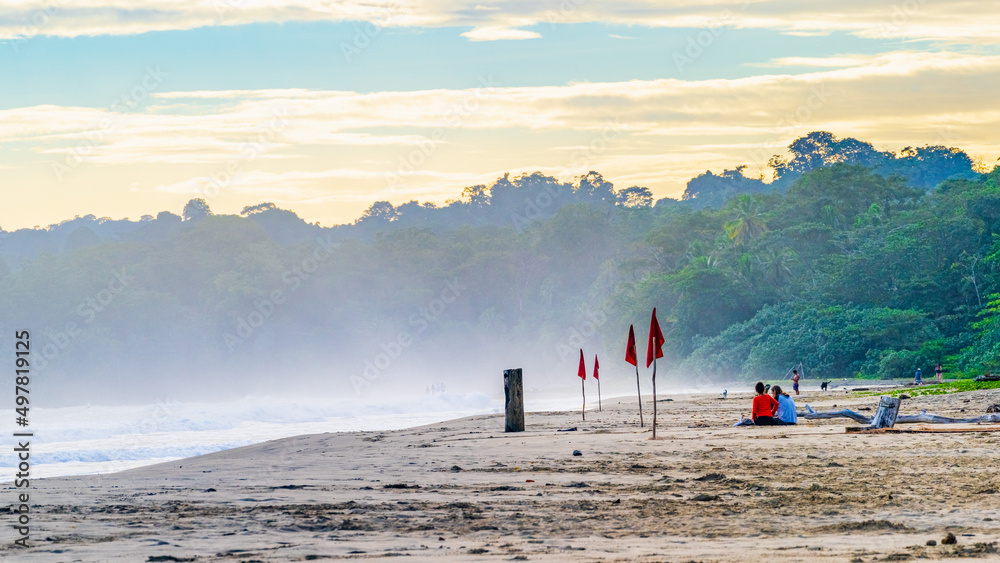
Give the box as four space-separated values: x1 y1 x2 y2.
751 381 780 425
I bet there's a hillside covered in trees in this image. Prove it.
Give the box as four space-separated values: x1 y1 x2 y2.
2 132 999 405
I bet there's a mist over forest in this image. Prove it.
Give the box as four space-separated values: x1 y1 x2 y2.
3 131 1000 406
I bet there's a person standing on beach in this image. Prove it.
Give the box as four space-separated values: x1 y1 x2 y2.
791 369 801 396
915 367 922 385
751 381 780 425
935 363 943 383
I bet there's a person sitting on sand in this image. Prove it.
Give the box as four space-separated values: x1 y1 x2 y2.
771 385 797 425
751 381 780 425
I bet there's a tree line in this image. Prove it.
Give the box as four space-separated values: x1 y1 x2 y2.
1 132 997 404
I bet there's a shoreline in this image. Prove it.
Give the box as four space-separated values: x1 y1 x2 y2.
6 387 1000 561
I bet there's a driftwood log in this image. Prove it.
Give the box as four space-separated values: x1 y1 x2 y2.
800 403 1000 426
896 411 1000 424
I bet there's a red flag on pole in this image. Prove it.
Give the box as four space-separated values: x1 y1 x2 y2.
595 354 602 411
625 325 638 366
578 349 586 380
646 308 664 368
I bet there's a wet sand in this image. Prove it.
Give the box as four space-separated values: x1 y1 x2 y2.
5 387 1000 561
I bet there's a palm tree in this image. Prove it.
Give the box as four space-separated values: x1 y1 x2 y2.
724 195 768 246
762 248 797 289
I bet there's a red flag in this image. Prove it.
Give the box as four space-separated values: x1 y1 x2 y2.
625 325 637 366
646 308 664 368
578 349 586 380
593 355 600 380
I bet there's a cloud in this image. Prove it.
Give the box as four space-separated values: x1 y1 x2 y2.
0 1 998 44
756 56 873 68
460 26 541 41
2 49 998 226
5 51 998 148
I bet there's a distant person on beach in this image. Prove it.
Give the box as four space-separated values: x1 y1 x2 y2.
935 363 943 383
751 381 780 425
791 369 801 396
771 385 797 425
915 368 922 385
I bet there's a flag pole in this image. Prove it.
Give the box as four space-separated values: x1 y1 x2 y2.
652 357 657 439
578 348 586 421
635 364 643 427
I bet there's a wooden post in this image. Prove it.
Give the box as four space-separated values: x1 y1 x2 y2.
581 377 586 421
871 396 901 429
504 368 524 432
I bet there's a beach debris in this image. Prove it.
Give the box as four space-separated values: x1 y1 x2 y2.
850 425 1000 434
803 401 1000 427
927 539 937 546
897 411 1000 424
203 488 217 493
611 498 620 504
942 532 958 545
525 479 535 483
572 450 582 456
869 396 902 429
694 473 726 482
565 482 589 488
899 394 911 400
558 427 578 432
450 465 463 472
691 493 720 501
987 405 1000 413
383 483 420 489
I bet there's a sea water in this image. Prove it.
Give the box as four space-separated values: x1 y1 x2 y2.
1 393 593 479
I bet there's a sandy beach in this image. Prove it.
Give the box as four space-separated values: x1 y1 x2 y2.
5 387 1000 562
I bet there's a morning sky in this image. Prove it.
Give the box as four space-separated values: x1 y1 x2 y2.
1 0 998 229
